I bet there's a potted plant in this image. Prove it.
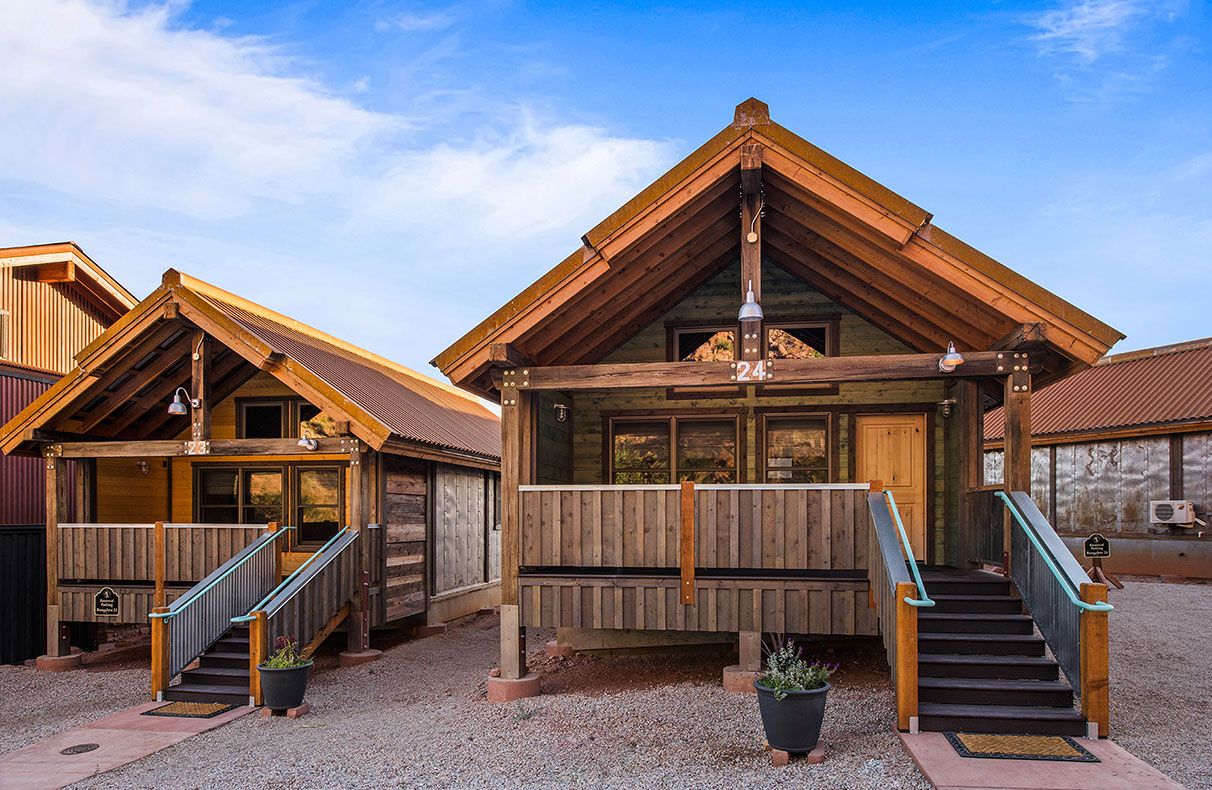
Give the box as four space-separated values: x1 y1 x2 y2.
753 638 837 753
259 636 312 711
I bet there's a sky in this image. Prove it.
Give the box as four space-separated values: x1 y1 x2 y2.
1 0 1210 383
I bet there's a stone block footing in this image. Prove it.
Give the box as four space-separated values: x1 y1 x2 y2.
487 672 541 702
261 702 309 718
415 623 448 638
771 744 825 766
338 649 382 667
35 653 82 672
545 640 575 659
722 664 761 693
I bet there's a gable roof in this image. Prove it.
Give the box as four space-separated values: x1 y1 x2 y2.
1 270 500 464
0 242 137 316
984 337 1212 445
433 98 1123 400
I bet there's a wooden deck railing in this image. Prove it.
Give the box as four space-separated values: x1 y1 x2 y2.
58 522 265 583
518 483 871 571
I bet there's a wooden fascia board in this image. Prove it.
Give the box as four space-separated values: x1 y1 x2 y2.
44 437 359 459
73 286 173 365
380 438 500 471
983 418 1212 450
170 287 393 451
1 243 137 315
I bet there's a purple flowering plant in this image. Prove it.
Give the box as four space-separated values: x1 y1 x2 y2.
758 636 838 700
261 635 308 669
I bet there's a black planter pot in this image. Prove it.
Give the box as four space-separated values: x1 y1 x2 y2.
259 661 313 711
754 680 830 753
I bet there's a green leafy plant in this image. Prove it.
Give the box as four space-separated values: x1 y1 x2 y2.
260 636 309 669
758 637 837 700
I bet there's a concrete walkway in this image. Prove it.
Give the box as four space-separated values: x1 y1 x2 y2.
898 731 1186 790
0 702 251 790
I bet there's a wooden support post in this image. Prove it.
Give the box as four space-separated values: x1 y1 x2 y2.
894 581 919 732
154 521 166 608
44 453 68 657
150 607 170 700
498 383 530 679
190 329 211 442
1080 583 1110 737
740 143 763 363
739 630 762 672
249 610 267 706
954 379 982 566
680 480 696 605
347 442 369 652
1003 363 1031 568
269 522 283 580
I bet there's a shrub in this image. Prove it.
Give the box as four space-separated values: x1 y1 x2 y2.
261 635 309 669
758 637 837 700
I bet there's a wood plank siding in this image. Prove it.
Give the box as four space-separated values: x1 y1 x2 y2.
382 455 427 622
0 262 115 377
57 524 263 583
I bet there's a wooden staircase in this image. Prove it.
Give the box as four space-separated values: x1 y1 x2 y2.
915 569 1087 736
164 625 250 706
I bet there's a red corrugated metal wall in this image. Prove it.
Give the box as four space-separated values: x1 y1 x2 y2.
0 373 63 525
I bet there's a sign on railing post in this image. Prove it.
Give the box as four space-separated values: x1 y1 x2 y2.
150 606 170 700
1080 582 1110 737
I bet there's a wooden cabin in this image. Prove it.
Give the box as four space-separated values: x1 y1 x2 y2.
0 243 136 664
435 99 1126 736
985 336 1212 579
1 270 500 702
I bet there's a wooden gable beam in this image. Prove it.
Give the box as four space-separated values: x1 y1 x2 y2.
990 322 1047 351
27 260 75 283
78 328 193 433
489 343 534 369
115 348 245 439
740 142 763 363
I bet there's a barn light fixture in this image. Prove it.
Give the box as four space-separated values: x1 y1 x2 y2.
738 280 764 323
167 387 199 415
553 403 570 423
297 426 319 451
938 342 964 373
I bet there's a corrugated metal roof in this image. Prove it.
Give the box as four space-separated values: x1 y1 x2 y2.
985 338 1212 441
202 295 501 461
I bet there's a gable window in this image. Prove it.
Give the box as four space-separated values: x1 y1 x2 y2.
238 398 338 439
666 322 742 399
762 414 830 483
759 318 839 396
240 400 288 438
609 414 740 484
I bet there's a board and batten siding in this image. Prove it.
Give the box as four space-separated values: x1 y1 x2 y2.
432 463 501 596
382 455 427 622
1 263 114 376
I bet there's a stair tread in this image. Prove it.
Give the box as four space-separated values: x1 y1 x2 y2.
169 682 249 694
183 666 249 678
919 702 1085 721
920 570 1007 581
919 653 1056 666
922 632 1042 642
218 637 250 645
919 677 1072 692
920 612 1032 621
931 594 1017 601
203 650 249 659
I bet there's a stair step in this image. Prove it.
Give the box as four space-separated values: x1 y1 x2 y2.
919 633 1045 656
180 666 250 688
918 653 1059 680
919 571 1010 597
930 595 1023 614
919 677 1074 707
215 637 250 650
919 613 1034 635
199 651 250 669
164 683 249 706
918 702 1086 736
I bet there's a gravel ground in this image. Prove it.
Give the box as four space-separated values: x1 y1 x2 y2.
0 580 1205 789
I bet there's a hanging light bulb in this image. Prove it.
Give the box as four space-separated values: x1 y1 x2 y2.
738 280 763 323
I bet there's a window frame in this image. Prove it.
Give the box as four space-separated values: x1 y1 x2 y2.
192 461 345 548
664 319 743 400
194 464 286 525
757 410 835 483
236 397 325 439
757 315 841 397
291 463 346 544
605 409 746 484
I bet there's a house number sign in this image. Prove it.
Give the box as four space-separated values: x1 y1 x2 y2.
732 360 773 382
184 440 211 456
94 586 119 617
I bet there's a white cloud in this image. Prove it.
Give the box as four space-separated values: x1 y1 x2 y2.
1029 0 1149 63
375 10 459 33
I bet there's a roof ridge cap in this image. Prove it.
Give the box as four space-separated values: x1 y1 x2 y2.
1096 336 1212 366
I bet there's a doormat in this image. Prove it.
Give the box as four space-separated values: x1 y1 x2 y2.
944 732 1100 763
141 701 236 719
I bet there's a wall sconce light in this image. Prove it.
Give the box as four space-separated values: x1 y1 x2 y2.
938 342 964 373
167 386 200 415
738 280 764 323
937 398 957 418
136 460 149 475
553 403 569 423
297 427 319 451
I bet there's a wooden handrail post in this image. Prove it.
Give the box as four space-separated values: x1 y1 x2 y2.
268 522 283 580
154 521 166 608
894 581 918 732
1080 582 1110 737
249 610 267 707
150 606 170 700
680 480 696 605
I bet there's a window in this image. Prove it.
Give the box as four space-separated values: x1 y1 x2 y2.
763 415 830 483
759 318 839 395
240 401 287 438
194 463 341 543
196 467 284 523
609 415 740 483
238 398 337 439
296 467 342 543
666 323 742 399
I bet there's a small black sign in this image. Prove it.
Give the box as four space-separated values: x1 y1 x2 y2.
94 586 119 617
1083 533 1111 559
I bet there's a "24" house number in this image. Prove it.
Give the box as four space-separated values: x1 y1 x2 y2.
732 360 773 382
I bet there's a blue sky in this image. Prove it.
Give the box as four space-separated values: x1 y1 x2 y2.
2 1 1209 381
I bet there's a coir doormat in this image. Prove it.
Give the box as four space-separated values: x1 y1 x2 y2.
944 732 1100 763
141 701 236 719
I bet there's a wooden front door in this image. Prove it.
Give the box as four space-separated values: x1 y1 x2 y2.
855 413 928 559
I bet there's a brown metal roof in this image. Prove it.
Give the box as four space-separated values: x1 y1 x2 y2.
200 294 501 461
985 337 1212 442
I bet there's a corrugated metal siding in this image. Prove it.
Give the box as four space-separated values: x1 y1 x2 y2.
1184 434 1212 522
202 295 501 460
1 265 112 376
1 374 51 524
0 525 45 664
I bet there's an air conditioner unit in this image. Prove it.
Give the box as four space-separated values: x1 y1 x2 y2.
1150 500 1197 526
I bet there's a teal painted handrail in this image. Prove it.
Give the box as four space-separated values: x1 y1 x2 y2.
150 527 293 619
232 527 351 623
996 491 1114 613
884 490 934 608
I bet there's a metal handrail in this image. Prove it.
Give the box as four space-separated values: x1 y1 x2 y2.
231 527 352 623
262 530 359 616
884 491 934 608
150 527 293 620
996 491 1113 613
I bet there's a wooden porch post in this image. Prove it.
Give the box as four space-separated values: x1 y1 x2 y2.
1080 582 1110 737
153 521 166 608
347 441 369 654
895 581 919 731
740 143 763 364
150 607 170 700
44 453 69 657
499 385 530 679
954 379 982 566
1002 361 1031 567
190 329 211 442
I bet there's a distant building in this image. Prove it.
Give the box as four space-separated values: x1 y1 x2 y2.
985 337 1212 578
